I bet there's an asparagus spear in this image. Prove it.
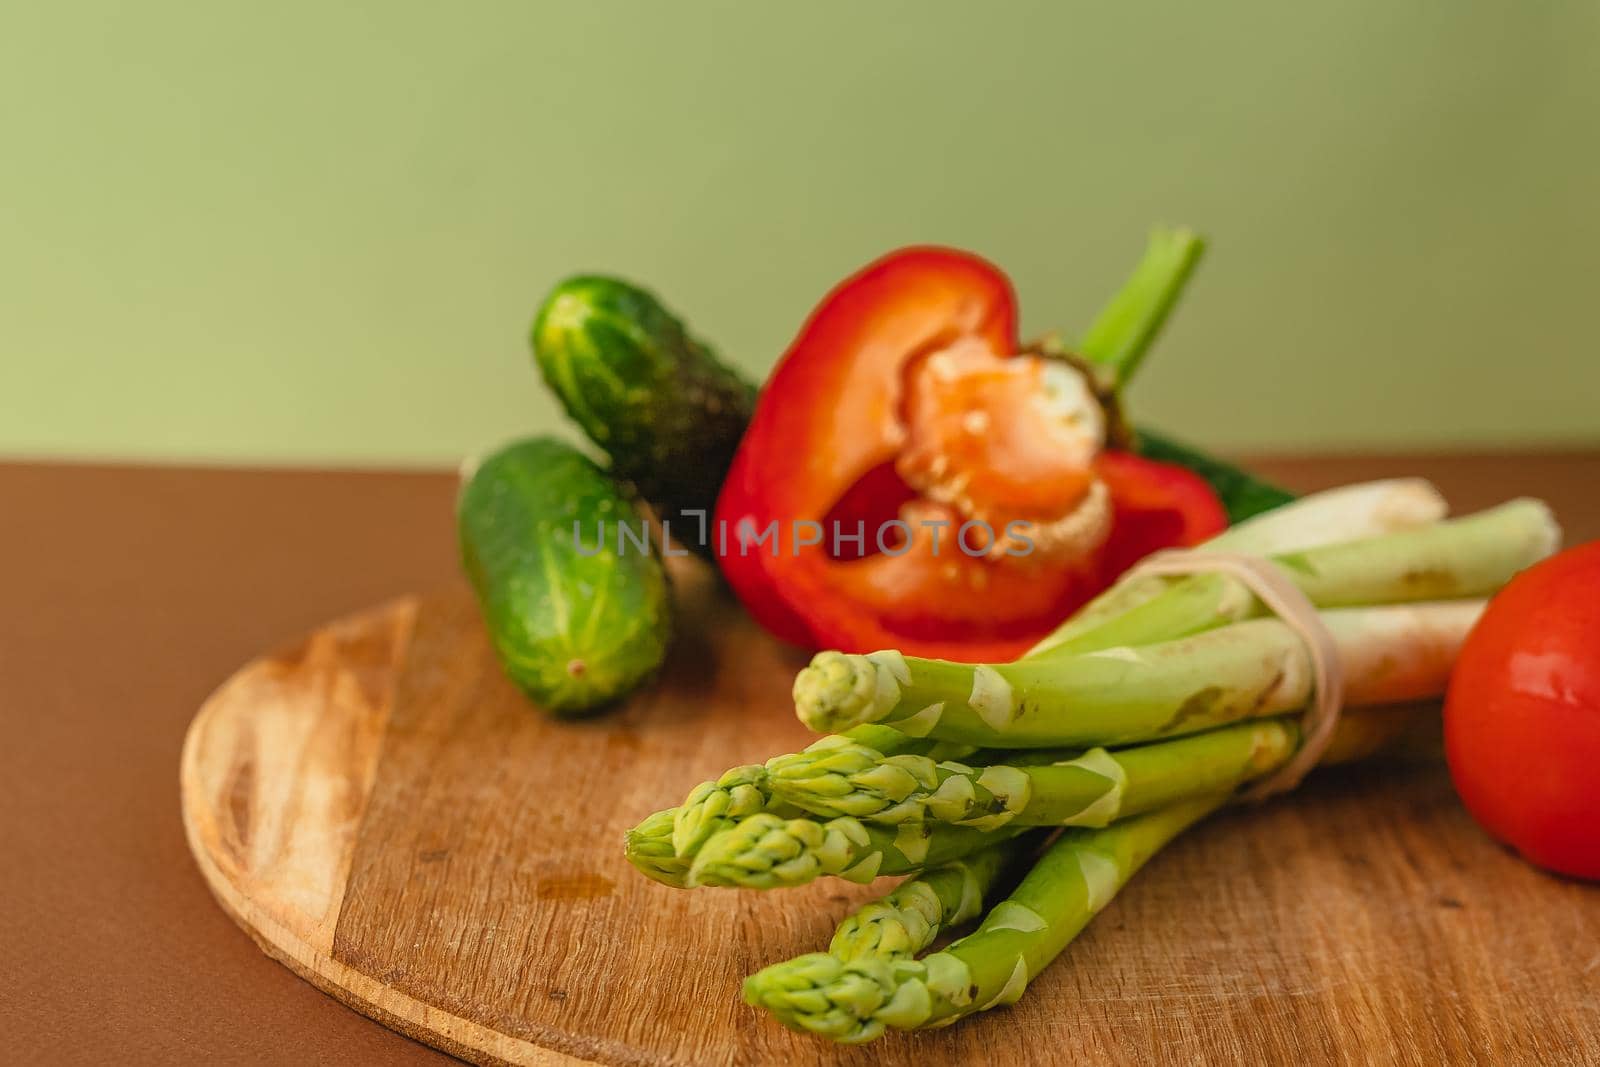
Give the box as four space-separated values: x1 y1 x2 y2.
818 703 1422 958
1026 496 1551 659
769 706 1421 828
638 762 1013 890
796 495 1553 743
672 765 778 858
635 702 1422 891
744 796 1222 1041
742 707 1424 1037
624 808 690 887
687 813 1029 890
1204 477 1447 555
796 599 1483 746
703 706 1415 890
768 719 1286 828
829 838 1034 961
1029 477 1450 656
671 725 979 856
766 744 1075 824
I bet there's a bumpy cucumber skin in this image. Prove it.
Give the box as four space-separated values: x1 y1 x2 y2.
459 437 671 717
531 276 755 555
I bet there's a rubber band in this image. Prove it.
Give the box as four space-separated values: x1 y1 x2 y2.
1122 549 1344 801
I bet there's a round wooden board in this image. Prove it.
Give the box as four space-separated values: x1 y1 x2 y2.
181 563 1600 1066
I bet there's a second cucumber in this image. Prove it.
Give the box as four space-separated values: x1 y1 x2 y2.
532 276 755 556
460 436 672 716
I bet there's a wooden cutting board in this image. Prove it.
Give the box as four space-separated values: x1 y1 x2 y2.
180 561 1600 1066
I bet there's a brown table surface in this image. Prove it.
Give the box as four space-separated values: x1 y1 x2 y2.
4 452 1598 1065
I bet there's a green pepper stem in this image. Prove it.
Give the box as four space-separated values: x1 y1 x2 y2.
1078 226 1206 388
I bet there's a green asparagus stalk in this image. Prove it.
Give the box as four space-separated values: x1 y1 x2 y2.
672 765 779 858
829 838 1033 961
743 702 1422 1036
767 744 1075 824
670 725 978 857
1028 477 1450 656
796 498 1554 743
796 599 1483 747
639 762 1011 890
768 719 1286 828
624 808 690 887
687 812 1029 890
743 796 1222 1041
764 704 1424 1000
1206 477 1447 555
1025 497 1552 659
770 706 1425 828
634 701 1424 890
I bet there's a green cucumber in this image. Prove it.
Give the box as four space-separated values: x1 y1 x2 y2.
1132 425 1296 523
532 275 756 556
459 436 671 717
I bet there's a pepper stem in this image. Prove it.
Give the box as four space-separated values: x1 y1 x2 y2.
1079 226 1206 389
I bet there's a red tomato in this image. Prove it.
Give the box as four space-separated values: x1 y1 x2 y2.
1444 539 1600 880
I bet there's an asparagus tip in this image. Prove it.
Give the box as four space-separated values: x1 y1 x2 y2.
687 813 793 888
743 953 899 1043
690 813 875 889
623 808 690 888
793 650 901 733
670 766 768 856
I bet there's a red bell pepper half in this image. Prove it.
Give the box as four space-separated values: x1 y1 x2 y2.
715 247 1225 661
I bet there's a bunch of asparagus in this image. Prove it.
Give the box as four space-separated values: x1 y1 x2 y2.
624 480 1558 1042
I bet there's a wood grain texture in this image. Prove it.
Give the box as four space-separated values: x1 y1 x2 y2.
182 550 1600 1066
3 454 1589 1067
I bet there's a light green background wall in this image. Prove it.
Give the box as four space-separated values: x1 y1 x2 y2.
3 2 1596 465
